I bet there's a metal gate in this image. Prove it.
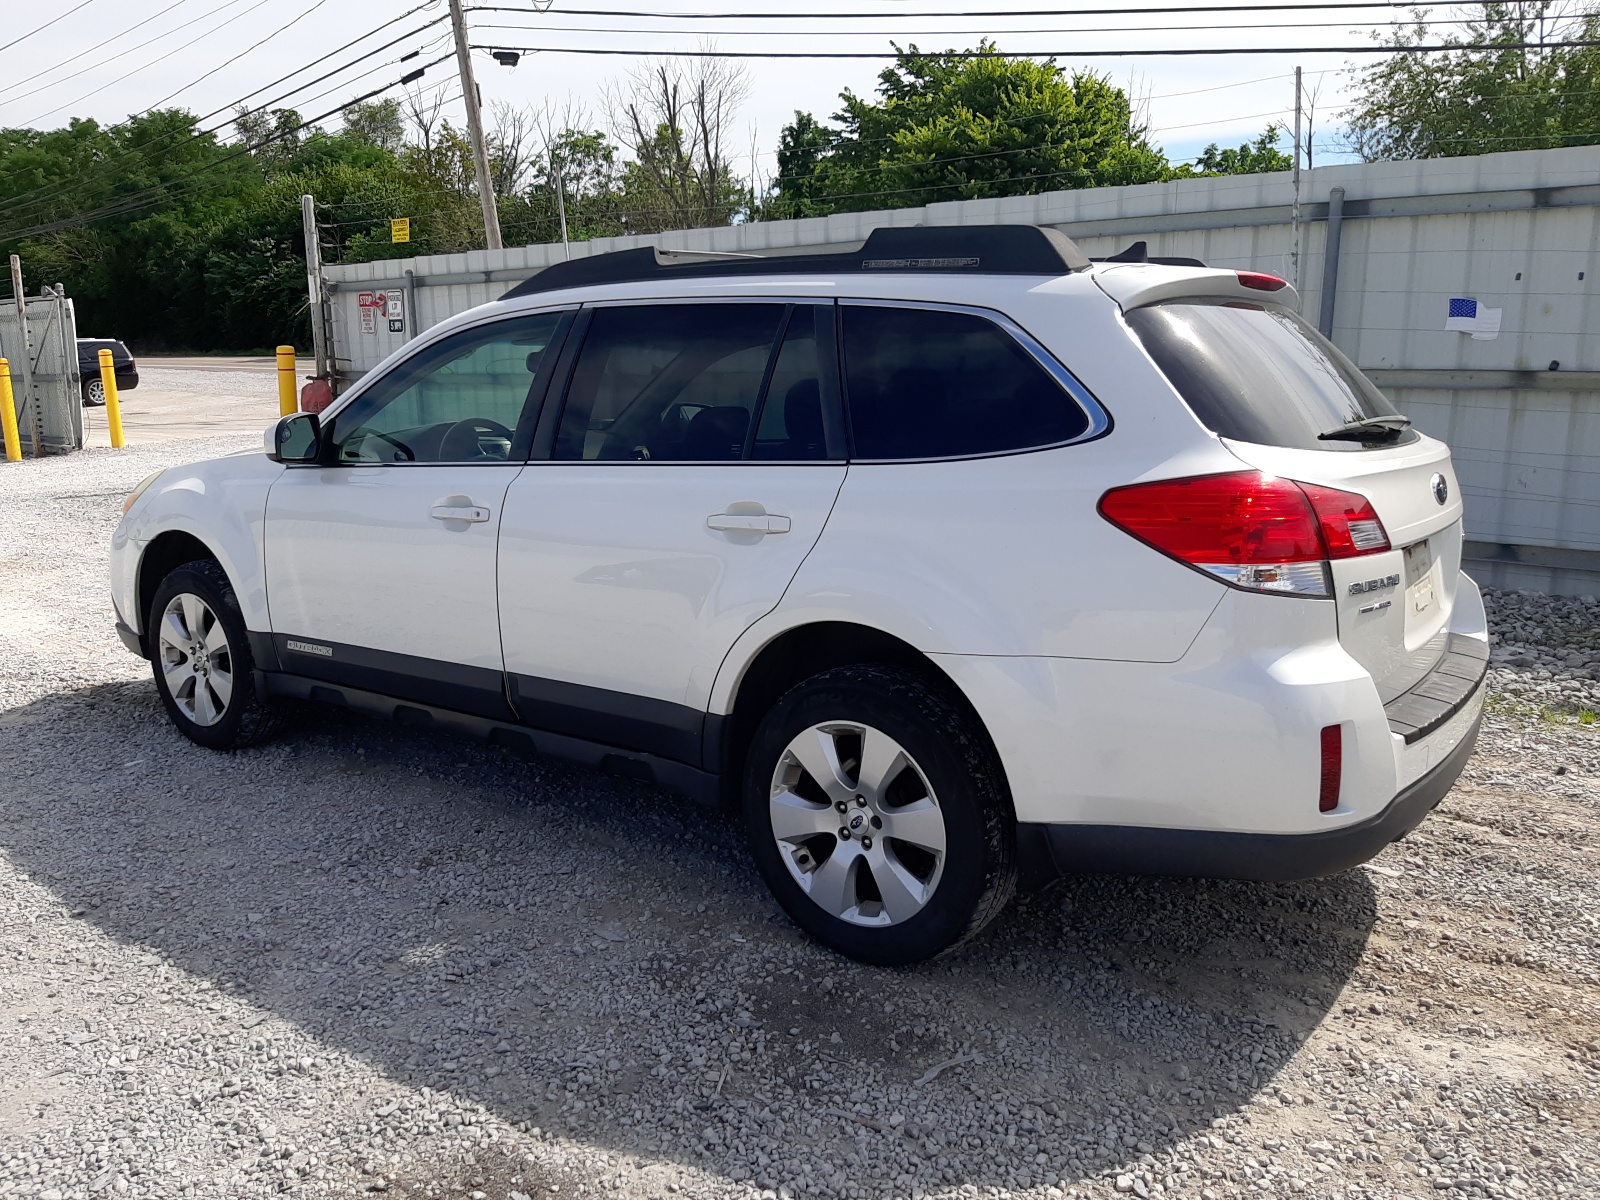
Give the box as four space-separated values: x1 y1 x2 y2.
0 284 83 455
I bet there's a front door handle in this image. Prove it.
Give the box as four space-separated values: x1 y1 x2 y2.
431 503 490 523
707 511 791 535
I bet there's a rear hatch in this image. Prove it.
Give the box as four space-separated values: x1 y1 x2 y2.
1113 279 1463 702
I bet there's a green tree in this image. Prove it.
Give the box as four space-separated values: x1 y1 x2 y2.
1345 2 1600 160
1181 127 1295 176
766 111 836 219
609 59 750 233
767 44 1171 216
513 128 626 245
343 99 405 154
233 107 307 174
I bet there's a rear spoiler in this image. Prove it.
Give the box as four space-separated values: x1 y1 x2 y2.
1090 240 1207 268
1092 260 1300 311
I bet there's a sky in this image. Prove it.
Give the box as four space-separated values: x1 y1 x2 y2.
0 0 1440 189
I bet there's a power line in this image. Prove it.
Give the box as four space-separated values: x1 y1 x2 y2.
0 10 449 226
1147 72 1287 99
467 2 1455 18
474 15 1469 38
140 0 341 114
275 31 452 120
472 37 1600 58
0 0 202 101
183 5 447 133
0 0 104 56
19 0 295 126
0 56 455 243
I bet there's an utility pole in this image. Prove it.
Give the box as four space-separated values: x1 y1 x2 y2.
301 194 329 381
553 148 571 260
1290 65 1303 294
448 0 503 250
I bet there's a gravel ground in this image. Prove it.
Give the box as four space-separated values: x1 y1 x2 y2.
2 438 1597 1200
80 369 279 451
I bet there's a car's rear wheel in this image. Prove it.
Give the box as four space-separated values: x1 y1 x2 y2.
149 560 280 750
743 664 1015 965
82 377 105 406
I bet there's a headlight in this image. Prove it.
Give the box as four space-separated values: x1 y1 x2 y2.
122 470 164 516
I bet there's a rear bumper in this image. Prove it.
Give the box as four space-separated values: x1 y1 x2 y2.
1017 708 1480 887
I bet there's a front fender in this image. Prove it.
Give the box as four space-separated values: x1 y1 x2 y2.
113 451 282 636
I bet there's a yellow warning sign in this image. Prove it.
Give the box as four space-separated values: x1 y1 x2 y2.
391 217 411 243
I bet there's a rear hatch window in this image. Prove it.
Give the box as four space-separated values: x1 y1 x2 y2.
1125 299 1415 452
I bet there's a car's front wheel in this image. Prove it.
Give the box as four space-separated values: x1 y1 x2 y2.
743 664 1015 965
148 560 279 750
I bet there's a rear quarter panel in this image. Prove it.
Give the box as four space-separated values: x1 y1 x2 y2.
771 279 1240 661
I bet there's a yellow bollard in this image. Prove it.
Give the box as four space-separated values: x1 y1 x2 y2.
0 357 21 462
98 347 126 449
276 345 297 416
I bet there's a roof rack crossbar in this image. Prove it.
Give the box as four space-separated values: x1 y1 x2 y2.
501 224 1092 300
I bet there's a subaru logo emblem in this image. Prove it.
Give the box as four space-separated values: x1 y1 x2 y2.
1430 473 1449 505
850 814 865 830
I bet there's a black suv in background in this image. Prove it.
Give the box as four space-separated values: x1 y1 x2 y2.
77 339 138 405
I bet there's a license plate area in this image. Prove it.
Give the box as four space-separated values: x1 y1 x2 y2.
1404 539 1435 615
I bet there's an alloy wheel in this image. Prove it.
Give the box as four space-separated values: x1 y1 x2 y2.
768 721 947 926
156 592 234 727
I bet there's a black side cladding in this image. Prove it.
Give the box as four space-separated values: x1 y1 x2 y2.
501 224 1092 300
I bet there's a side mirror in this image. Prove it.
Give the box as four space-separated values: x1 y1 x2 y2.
269 412 321 463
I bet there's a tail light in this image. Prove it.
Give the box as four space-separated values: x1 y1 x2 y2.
1319 724 1343 812
1098 471 1390 598
1237 271 1288 291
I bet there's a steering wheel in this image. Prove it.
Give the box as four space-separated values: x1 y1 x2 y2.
439 417 514 462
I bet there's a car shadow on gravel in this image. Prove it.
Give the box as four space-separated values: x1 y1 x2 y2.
3 680 1379 1198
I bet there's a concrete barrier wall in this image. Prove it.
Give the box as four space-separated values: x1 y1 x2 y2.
325 146 1600 596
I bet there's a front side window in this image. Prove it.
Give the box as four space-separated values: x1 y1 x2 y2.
1124 300 1413 452
331 311 566 463
554 304 787 462
841 304 1091 460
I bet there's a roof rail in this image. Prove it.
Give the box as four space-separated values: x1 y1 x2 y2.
501 224 1092 300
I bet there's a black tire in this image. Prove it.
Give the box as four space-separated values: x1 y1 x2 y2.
148 559 281 750
82 377 106 406
742 664 1015 965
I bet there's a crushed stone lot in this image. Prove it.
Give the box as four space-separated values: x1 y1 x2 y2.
1 438 1597 1200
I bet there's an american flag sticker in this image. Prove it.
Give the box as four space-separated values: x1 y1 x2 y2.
1445 297 1501 338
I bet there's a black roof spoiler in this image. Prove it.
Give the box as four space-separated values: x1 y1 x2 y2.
501 224 1093 300
1090 240 1207 268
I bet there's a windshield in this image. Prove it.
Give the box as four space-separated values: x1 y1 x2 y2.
1125 299 1414 452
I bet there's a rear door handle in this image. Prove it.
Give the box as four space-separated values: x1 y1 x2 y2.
431 504 490 523
707 511 791 535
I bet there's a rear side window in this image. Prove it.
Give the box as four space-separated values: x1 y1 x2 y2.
555 304 785 462
1125 300 1413 452
752 306 830 461
842 304 1090 460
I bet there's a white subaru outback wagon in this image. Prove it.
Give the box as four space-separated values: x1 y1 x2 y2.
111 225 1488 965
